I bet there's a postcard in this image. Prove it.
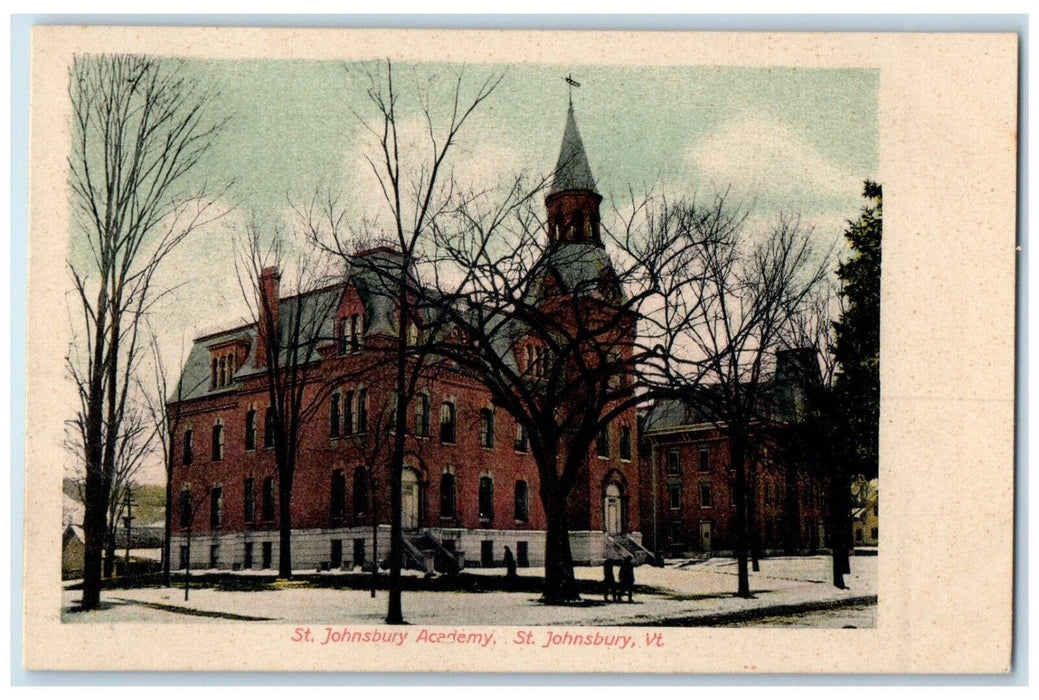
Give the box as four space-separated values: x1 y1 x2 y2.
24 26 1016 673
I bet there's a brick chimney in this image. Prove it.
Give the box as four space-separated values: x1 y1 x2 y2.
255 266 281 368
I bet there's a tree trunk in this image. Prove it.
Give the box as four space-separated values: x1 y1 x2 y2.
80 464 106 609
829 472 848 589
104 527 117 578
541 486 580 603
386 383 408 624
748 465 761 572
278 468 294 579
731 435 752 598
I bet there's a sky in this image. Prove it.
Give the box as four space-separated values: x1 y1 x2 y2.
66 58 879 483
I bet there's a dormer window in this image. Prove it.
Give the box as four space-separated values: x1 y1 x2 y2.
209 347 240 389
338 318 349 354
350 314 363 352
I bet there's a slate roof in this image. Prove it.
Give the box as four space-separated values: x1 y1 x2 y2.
550 102 597 195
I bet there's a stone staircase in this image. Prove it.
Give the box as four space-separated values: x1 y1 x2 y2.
606 534 655 566
401 532 465 574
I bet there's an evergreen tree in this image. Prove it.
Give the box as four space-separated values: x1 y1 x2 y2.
833 181 882 480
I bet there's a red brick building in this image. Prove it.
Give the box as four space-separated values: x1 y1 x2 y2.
168 103 645 572
638 350 829 558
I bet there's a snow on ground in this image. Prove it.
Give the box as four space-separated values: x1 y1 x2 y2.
62 555 876 627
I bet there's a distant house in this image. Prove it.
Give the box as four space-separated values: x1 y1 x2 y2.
851 477 878 547
62 525 85 580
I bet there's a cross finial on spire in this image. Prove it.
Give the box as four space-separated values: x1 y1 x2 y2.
564 74 581 104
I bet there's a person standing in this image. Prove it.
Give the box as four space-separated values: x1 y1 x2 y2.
602 558 616 602
619 556 636 603
503 546 518 579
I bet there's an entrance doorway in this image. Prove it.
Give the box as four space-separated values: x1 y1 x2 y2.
604 482 622 535
402 467 420 530
699 521 713 553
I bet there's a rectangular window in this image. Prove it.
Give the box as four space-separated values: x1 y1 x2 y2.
244 542 254 569
262 541 272 569
356 388 368 433
330 394 340 438
514 423 528 452
330 539 343 569
699 448 710 471
179 488 192 527
514 480 529 522
353 469 369 516
183 430 193 465
262 477 275 521
440 473 456 519
245 410 257 451
666 449 680 475
479 477 494 521
479 409 494 448
596 426 610 458
415 394 430 437
330 469 345 520
343 391 354 435
700 481 712 508
243 478 255 522
210 486 222 528
668 483 682 510
619 426 632 461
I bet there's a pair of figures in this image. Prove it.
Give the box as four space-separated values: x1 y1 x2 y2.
603 556 635 602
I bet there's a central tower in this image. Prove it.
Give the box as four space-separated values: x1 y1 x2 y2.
545 101 603 247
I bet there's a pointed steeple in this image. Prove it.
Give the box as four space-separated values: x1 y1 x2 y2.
550 101 597 195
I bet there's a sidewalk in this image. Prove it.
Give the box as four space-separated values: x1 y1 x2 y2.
62 555 876 627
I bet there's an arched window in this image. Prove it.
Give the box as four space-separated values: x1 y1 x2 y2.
263 408 274 448
353 468 369 516
244 410 257 451
478 476 494 521
596 426 610 458
572 210 585 239
440 472 456 519
356 388 368 433
479 408 494 448
210 357 218 389
350 314 362 352
330 469 345 520
183 429 194 465
440 401 456 444
514 480 529 522
415 393 430 437
329 393 341 438
211 422 224 461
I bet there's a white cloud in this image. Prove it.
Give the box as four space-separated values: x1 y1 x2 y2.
683 111 864 212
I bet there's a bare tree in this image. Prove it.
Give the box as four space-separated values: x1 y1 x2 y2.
66 54 229 609
138 326 203 586
413 185 707 603
653 195 830 597
304 59 503 623
234 223 341 579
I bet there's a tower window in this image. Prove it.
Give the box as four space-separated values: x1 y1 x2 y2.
619 426 632 461
182 429 193 465
415 393 430 437
596 426 610 458
330 393 341 438
356 388 368 433
211 422 224 461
